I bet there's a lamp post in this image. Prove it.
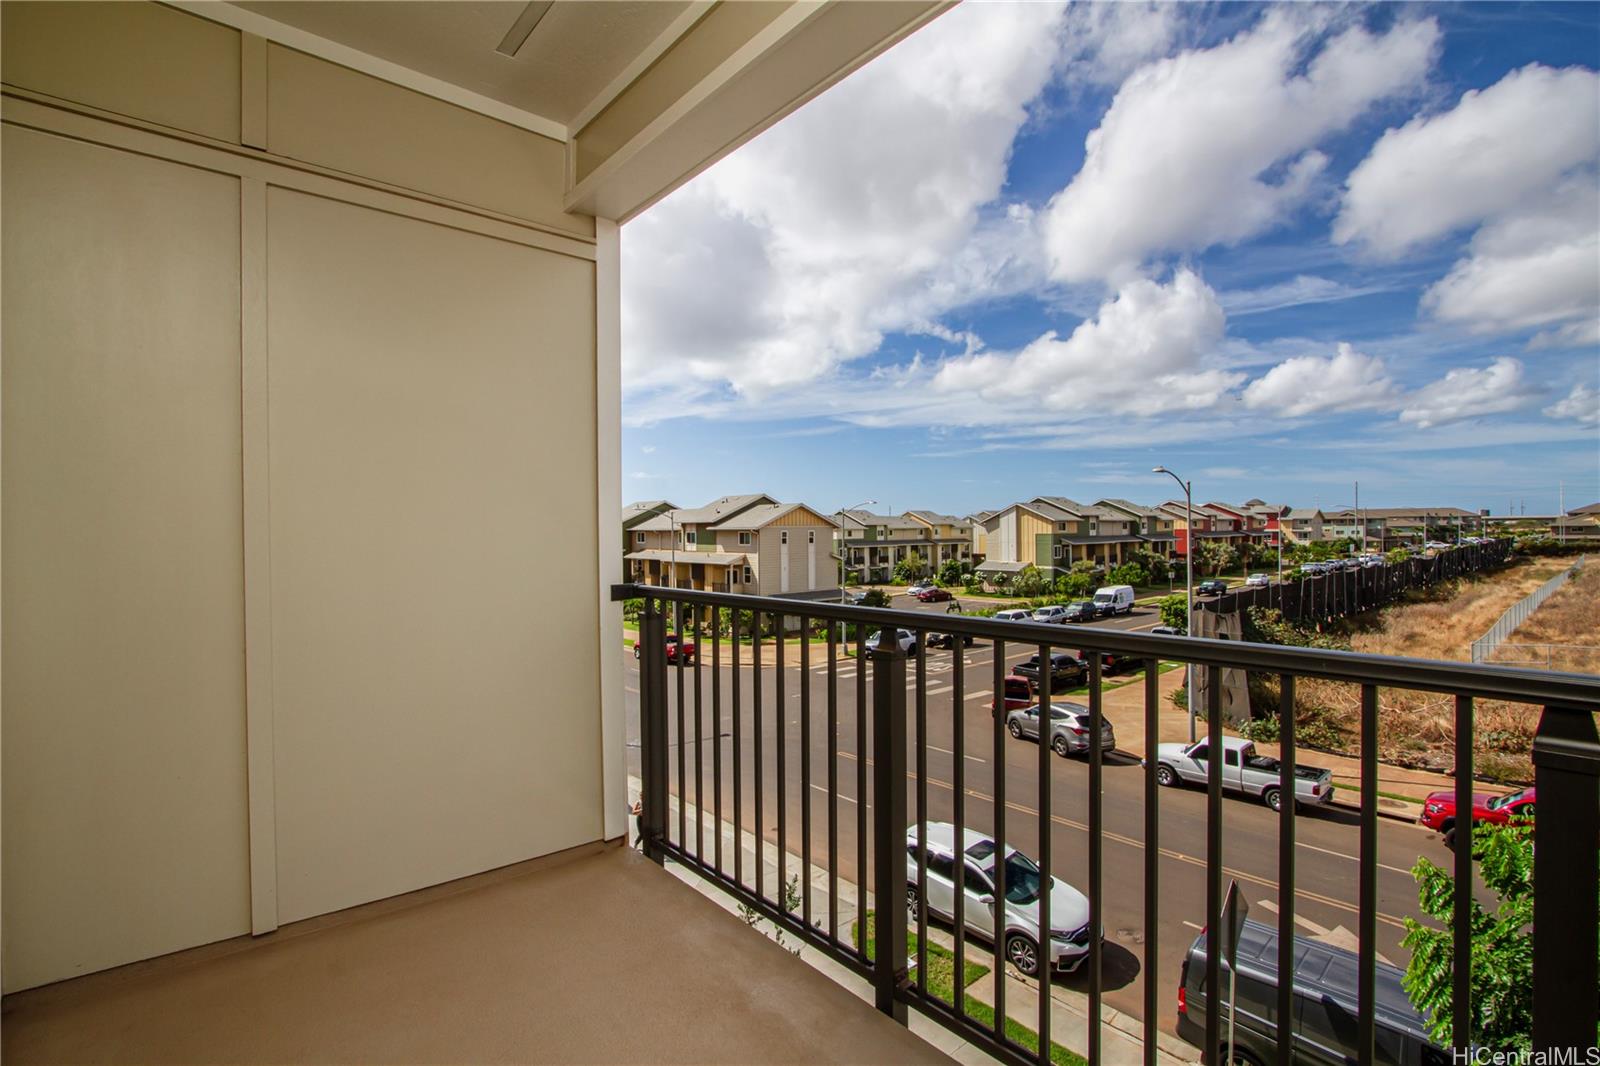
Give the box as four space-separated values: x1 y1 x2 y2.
1154 466 1196 743
837 500 878 603
668 511 680 590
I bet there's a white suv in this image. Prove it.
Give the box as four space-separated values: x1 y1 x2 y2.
865 628 917 654
905 822 1094 977
1031 605 1069 624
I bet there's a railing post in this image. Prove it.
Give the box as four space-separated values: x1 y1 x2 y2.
1531 705 1600 1052
641 598 668 865
871 633 908 1024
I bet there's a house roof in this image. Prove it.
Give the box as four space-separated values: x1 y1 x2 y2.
905 509 967 527
969 509 997 523
1032 495 1118 519
1202 502 1247 518
974 559 1027 574
1569 502 1600 515
623 499 674 516
838 508 905 526
709 502 838 531
1025 500 1078 523
1096 498 1162 518
624 550 747 566
1286 508 1324 520
633 493 777 530
1324 507 1476 520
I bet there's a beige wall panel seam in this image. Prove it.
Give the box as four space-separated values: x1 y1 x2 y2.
1 93 597 261
240 32 267 150
595 218 625 843
240 175 278 935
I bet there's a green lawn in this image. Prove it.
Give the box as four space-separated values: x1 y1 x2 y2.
854 914 1088 1066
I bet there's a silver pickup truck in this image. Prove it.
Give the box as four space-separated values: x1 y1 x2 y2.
1149 736 1334 811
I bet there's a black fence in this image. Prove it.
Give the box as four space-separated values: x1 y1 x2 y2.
1205 539 1512 625
615 582 1598 1066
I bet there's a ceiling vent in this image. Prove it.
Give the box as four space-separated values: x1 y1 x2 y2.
494 1 554 57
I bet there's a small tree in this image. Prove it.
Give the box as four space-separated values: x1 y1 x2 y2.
1109 561 1147 587
1061 571 1094 597
1012 564 1045 598
857 587 891 608
1387 547 1411 564
1196 539 1238 577
1158 593 1188 632
893 552 928 583
937 558 967 586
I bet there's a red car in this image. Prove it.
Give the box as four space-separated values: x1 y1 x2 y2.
633 633 696 665
989 675 1033 716
1420 786 1535 842
913 586 953 602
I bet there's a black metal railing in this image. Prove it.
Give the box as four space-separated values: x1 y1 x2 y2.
615 583 1599 1066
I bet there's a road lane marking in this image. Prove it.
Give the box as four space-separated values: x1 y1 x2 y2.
1182 921 1203 931
1254 898 1334 936
1297 840 1416 876
813 784 856 804
925 743 987 764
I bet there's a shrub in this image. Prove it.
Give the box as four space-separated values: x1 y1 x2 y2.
937 558 968 586
1158 593 1188 632
1108 562 1147 587
1012 564 1046 598
893 553 928 583
857 587 890 608
1237 716 1281 742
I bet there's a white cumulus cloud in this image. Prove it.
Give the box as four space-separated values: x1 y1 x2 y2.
1241 343 1399 416
931 269 1239 415
1043 10 1439 284
1544 381 1600 426
1335 64 1600 256
1399 357 1539 428
621 1 1068 398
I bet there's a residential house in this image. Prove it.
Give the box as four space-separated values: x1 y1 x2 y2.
626 494 778 587
1240 501 1289 548
967 509 996 563
1282 507 1326 544
1031 496 1147 572
973 502 1055 582
1158 500 1248 559
1096 498 1177 557
903 510 973 567
835 509 940 583
622 500 675 560
1325 507 1477 550
708 503 840 599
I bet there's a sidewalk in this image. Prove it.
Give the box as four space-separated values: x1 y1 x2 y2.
633 775 1199 1066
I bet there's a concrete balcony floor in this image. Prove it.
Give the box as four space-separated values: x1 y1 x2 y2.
2 843 947 1065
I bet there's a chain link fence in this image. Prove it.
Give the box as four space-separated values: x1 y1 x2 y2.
1471 555 1585 663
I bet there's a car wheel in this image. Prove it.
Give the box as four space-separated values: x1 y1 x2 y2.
1051 734 1071 758
633 645 640 659
1443 824 1459 852
1263 786 1282 812
1222 1044 1265 1066
906 884 921 921
1156 763 1178 788
1007 720 1023 739
1006 933 1040 978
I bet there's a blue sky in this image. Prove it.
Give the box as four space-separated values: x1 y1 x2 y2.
620 1 1599 517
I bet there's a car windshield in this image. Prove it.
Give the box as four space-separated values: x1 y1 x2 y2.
1488 788 1529 810
985 850 1044 905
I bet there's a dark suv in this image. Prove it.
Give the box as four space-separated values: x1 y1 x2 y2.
1013 652 1088 692
1178 919 1446 1066
1197 579 1229 596
1063 600 1100 622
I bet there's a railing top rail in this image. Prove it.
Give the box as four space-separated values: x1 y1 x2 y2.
612 582 1600 708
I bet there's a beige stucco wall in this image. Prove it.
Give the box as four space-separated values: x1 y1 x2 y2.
2 1 603 991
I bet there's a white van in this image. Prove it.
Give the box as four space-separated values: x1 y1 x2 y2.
1092 585 1136 616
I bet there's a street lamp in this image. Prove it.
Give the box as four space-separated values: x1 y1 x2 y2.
1153 466 1196 743
837 500 878 603
668 511 680 591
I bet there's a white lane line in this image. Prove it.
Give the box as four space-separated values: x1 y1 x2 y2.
1298 840 1415 876
926 743 987 764
813 784 857 804
925 684 952 695
965 690 993 701
1254 898 1333 936
1182 920 1203 931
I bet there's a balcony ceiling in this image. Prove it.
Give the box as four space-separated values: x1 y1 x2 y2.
229 0 693 128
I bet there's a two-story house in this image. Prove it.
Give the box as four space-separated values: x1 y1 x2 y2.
1282 508 1326 544
903 511 973 567
625 493 777 589
707 504 840 599
835 509 937 583
1096 498 1178 557
1030 496 1149 572
967 510 997 563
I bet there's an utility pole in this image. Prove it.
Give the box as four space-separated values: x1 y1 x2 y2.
1356 481 1364 554
1560 482 1566 546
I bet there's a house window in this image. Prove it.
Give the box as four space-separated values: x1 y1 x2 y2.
731 568 740 584
744 566 753 583
685 530 697 545
808 530 815 544
1058 523 1067 532
635 531 645 544
738 531 751 545
1052 544 1064 560
781 531 789 545
877 527 886 538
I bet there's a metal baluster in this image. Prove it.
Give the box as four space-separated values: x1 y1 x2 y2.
693 605 704 866
1088 653 1103 1063
754 611 765 902
1143 657 1160 1066
732 610 743 888
777 614 787 907
952 632 967 1013
1205 665 1222 1066
856 627 868 962
1277 675 1297 1066
1452 694 1472 1051
916 631 929 994
1358 684 1378 1066
676 599 686 854
828 623 839 947
801 617 813 930
1037 641 1053 1066
992 638 1008 1041
642 597 668 864
952 631 965 1019
713 609 723 875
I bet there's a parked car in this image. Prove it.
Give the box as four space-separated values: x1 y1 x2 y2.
1177 919 1444 1066
990 674 1034 715
926 630 975 649
1299 563 1324 576
635 633 696 664
1196 579 1229 596
1013 652 1087 692
1148 736 1333 811
1005 702 1116 757
1149 625 1182 636
993 609 1031 622
1032 605 1070 624
1077 649 1136 676
1244 573 1269 588
864 628 918 655
1063 600 1099 622
912 585 953 602
905 822 1096 977
1420 786 1535 848
1092 585 1136 615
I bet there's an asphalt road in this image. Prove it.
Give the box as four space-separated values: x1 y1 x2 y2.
623 607 1458 1041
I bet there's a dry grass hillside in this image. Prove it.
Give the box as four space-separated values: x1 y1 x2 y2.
1488 560 1600 672
1297 557 1588 783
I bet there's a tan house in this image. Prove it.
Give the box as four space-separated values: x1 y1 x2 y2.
625 493 778 590
1096 498 1177 556
967 509 996 562
709 503 840 598
903 510 973 566
1282 507 1326 544
835 508 935 583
